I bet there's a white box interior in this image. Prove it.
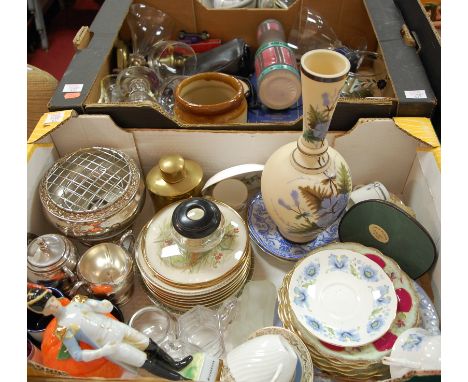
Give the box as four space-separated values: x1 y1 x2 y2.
27 115 441 315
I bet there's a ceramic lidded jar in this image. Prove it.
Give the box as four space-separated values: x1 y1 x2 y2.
261 49 352 243
174 72 248 124
146 154 204 212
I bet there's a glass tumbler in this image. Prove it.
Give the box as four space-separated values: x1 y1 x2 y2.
99 74 124 103
128 306 177 344
117 66 160 102
157 75 188 115
340 53 388 98
178 305 225 358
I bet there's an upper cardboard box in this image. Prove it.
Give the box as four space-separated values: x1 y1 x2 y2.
48 0 437 131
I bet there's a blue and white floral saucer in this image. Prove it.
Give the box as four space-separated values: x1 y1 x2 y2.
289 248 398 347
247 192 339 261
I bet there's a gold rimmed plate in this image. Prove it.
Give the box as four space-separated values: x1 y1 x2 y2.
136 237 251 297
139 248 252 299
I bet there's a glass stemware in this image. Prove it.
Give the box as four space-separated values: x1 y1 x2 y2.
117 66 160 102
127 3 175 66
148 41 197 82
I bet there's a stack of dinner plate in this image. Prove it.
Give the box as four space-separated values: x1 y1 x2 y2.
277 242 421 380
135 201 252 312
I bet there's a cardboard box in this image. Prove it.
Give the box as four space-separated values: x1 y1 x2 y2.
392 0 441 137
27 113 441 381
48 0 436 131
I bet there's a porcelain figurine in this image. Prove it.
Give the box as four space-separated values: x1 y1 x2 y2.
261 49 352 243
27 284 192 380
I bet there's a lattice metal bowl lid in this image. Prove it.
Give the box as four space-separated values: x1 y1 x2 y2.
40 147 141 221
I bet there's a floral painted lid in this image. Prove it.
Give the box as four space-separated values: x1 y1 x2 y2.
139 198 249 286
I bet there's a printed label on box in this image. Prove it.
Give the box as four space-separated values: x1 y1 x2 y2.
44 111 66 125
63 83 84 93
404 90 427 99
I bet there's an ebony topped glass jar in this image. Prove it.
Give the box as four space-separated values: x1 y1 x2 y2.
136 197 249 286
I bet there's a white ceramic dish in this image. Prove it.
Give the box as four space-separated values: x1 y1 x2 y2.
289 248 397 347
212 178 249 211
201 164 264 194
247 327 314 382
383 328 441 379
226 334 297 382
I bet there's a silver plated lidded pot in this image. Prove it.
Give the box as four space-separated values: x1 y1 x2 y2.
39 147 145 246
27 234 79 294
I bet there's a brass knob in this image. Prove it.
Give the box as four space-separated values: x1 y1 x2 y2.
159 155 186 183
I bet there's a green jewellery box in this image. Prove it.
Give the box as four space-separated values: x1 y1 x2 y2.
338 200 437 279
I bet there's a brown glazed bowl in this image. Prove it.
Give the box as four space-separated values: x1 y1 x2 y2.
174 72 248 124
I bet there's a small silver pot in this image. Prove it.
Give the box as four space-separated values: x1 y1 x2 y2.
27 234 79 294
69 236 135 305
39 147 145 245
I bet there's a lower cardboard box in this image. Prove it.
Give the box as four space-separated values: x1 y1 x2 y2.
27 113 440 381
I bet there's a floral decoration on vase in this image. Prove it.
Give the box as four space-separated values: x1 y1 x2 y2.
277 161 351 236
303 91 339 143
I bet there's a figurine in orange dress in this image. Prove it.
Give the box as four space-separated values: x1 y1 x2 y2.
27 284 192 380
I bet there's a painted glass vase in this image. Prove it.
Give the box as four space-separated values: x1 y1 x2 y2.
261 49 352 243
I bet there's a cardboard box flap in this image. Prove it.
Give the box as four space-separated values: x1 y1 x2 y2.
27 110 77 144
334 118 433 194
27 143 54 162
364 0 436 116
393 117 440 148
393 117 441 170
47 114 141 168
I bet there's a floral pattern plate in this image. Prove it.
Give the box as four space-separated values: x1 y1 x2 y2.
248 192 338 261
278 242 423 378
289 248 397 347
